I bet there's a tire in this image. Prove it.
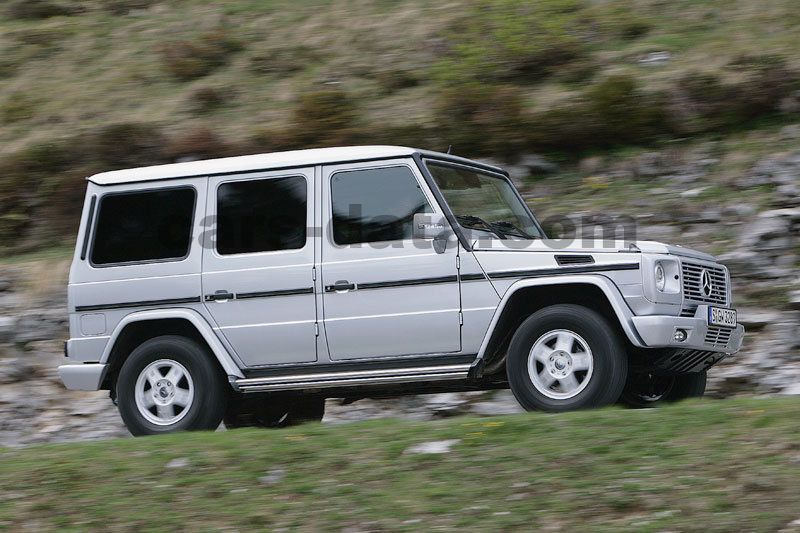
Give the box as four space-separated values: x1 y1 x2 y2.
506 304 628 412
116 335 227 436
224 396 325 429
619 371 707 408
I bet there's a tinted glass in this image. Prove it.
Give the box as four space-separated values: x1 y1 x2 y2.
331 166 431 245
91 188 195 265
217 176 307 255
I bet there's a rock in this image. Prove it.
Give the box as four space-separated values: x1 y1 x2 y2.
0 317 15 343
638 51 672 65
258 468 286 485
737 309 782 331
404 439 461 455
789 290 800 311
13 311 66 345
738 216 791 248
425 393 468 416
517 154 558 175
165 457 190 469
0 358 37 385
722 204 757 218
780 124 800 141
680 187 707 198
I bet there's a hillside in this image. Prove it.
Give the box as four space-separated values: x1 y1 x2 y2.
0 398 798 531
1 0 799 250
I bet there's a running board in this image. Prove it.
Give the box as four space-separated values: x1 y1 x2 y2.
232 363 473 393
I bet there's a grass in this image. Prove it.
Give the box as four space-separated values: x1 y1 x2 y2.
0 397 798 531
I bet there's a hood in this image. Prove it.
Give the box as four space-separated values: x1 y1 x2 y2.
471 238 717 262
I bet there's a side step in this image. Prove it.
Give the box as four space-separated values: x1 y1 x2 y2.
232 363 473 393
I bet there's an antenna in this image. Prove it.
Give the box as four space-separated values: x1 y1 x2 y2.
446 145 453 154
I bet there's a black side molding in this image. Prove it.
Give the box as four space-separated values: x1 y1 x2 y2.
358 275 458 290
236 287 314 299
75 296 202 312
487 263 639 280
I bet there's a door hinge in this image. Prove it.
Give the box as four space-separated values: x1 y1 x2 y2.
314 323 319 336
458 311 463 325
456 256 461 269
312 267 317 281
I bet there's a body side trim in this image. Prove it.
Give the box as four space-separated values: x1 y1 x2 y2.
75 296 202 312
234 287 314 299
487 262 639 280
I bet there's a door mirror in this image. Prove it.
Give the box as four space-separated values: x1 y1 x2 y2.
413 213 447 240
413 213 452 254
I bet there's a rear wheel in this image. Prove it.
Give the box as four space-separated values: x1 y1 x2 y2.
619 371 707 408
507 304 628 412
116 336 227 436
224 396 325 429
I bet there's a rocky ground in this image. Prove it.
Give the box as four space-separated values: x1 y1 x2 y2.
1 141 798 447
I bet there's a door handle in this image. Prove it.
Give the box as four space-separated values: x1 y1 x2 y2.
324 280 356 293
205 290 235 302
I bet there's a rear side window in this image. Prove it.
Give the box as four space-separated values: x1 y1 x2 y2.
216 176 307 255
331 166 431 245
91 188 196 265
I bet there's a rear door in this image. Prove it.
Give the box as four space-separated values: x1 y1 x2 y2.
202 168 317 367
319 159 462 360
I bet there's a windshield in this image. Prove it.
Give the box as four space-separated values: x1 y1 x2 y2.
426 162 543 240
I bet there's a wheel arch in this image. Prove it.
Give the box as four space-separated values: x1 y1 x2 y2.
100 309 244 390
476 275 644 374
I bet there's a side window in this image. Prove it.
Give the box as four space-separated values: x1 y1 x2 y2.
91 188 195 266
331 166 432 245
216 176 307 255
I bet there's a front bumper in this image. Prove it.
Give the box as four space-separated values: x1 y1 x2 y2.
631 304 745 353
58 363 108 391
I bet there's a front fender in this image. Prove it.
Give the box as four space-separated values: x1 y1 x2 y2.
99 308 245 378
476 274 646 360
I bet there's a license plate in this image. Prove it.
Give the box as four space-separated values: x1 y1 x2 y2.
708 306 737 328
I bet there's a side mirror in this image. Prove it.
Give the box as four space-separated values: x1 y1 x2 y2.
413 213 451 254
413 212 447 240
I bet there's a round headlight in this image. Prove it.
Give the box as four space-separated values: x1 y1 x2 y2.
655 263 666 292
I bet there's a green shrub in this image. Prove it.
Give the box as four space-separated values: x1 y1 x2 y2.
286 88 362 147
101 0 156 15
526 75 665 152
434 0 589 85
82 122 167 168
187 86 231 113
667 59 799 135
1 93 37 124
434 83 526 157
164 127 235 161
248 45 316 75
4 0 78 20
158 30 243 81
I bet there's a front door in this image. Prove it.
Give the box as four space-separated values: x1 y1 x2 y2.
202 168 317 367
320 159 461 360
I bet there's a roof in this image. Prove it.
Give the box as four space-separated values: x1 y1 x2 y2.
87 146 417 185
87 145 507 186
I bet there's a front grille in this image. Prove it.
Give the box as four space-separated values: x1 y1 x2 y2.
705 326 733 348
681 261 728 311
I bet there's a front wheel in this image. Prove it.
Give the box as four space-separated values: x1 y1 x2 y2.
116 336 227 436
506 304 628 412
619 371 707 408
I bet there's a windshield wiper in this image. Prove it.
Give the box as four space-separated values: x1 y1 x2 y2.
490 220 535 239
456 215 506 239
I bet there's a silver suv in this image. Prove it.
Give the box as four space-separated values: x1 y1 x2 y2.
58 146 744 435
